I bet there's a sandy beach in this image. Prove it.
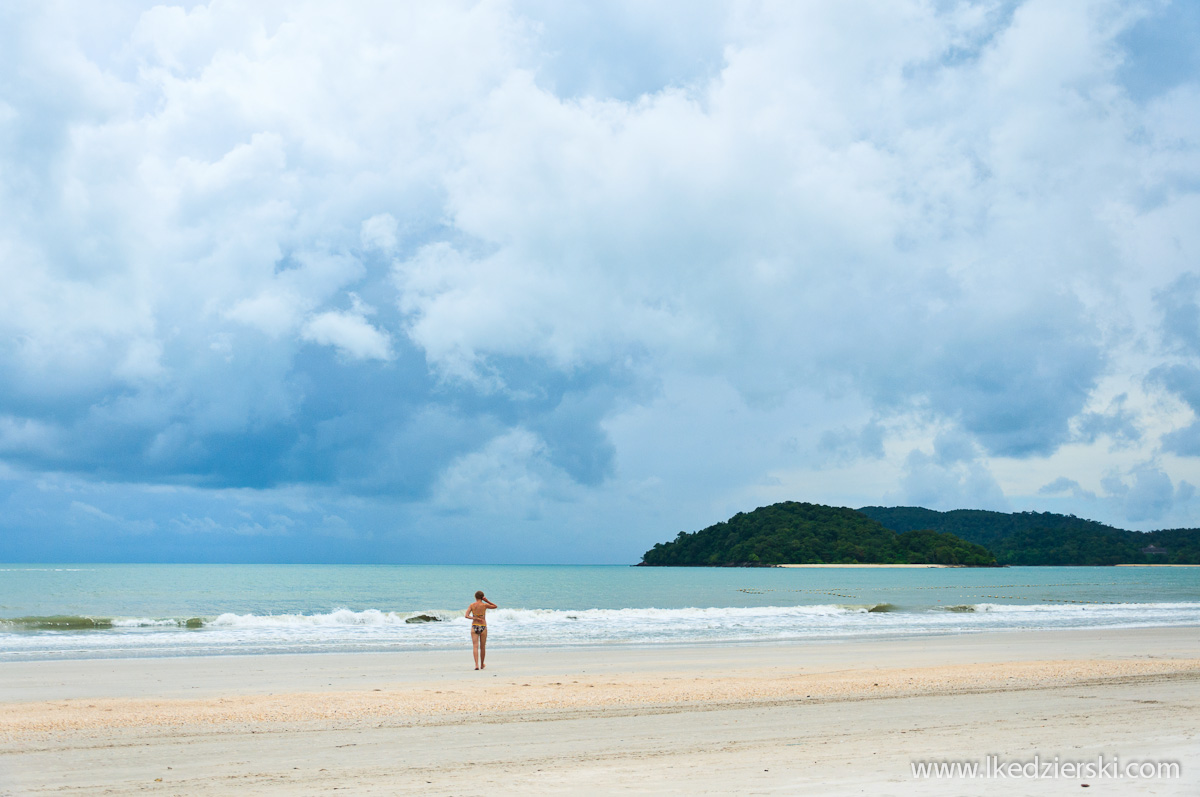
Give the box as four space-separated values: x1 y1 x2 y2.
1 626 1197 795
775 563 957 568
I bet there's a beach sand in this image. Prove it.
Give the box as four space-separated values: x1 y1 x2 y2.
777 559 955 566
1 626 1197 795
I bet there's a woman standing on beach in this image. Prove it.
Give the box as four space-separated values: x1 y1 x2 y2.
466 591 497 670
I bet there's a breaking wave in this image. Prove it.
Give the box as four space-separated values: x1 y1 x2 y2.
3 601 1198 661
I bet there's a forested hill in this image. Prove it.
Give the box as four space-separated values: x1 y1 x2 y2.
639 502 996 566
858 506 1200 565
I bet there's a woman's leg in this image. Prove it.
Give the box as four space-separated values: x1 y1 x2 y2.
479 629 487 669
471 630 481 669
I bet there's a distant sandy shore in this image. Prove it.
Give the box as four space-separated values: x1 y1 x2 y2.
2 626 1197 795
1115 564 1200 567
777 559 955 566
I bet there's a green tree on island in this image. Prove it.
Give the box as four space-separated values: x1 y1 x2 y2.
858 507 1200 565
640 502 996 566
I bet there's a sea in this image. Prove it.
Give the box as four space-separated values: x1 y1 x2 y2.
1 564 1198 662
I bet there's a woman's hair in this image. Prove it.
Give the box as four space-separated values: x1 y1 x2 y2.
475 590 484 600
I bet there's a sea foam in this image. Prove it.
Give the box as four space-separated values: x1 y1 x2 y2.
3 601 1198 662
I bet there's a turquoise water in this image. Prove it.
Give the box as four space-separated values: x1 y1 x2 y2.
1 564 1197 660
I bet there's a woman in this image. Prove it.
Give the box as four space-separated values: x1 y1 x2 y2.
465 590 497 670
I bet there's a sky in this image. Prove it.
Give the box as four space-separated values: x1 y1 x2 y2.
1 0 1199 563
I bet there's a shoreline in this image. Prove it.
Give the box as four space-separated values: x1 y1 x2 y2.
5 624 1199 691
777 559 955 566
2 626 1197 794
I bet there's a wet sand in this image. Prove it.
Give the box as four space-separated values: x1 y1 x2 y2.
1 626 1197 795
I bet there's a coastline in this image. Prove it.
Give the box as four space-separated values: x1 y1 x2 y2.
777 559 955 566
3 626 1197 795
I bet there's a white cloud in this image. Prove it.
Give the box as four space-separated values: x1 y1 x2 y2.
360 213 399 253
1039 477 1097 501
431 428 577 518
70 500 117 522
0 416 62 458
301 309 393 361
225 292 305 337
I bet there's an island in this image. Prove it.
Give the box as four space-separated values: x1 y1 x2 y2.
858 506 1200 566
639 501 996 566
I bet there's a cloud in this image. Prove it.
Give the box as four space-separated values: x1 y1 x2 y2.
818 420 885 465
301 308 393 362
1096 462 1195 525
1178 480 1197 503
360 213 399 254
430 427 577 519
1038 477 1097 500
68 499 157 534
1156 273 1200 357
1149 272 1200 457
1072 394 1141 447
898 432 1010 511
1121 466 1176 523
1 1 1200 561
70 500 118 523
390 2 1130 462
515 0 730 101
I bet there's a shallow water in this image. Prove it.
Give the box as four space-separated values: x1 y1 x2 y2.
1 564 1197 660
